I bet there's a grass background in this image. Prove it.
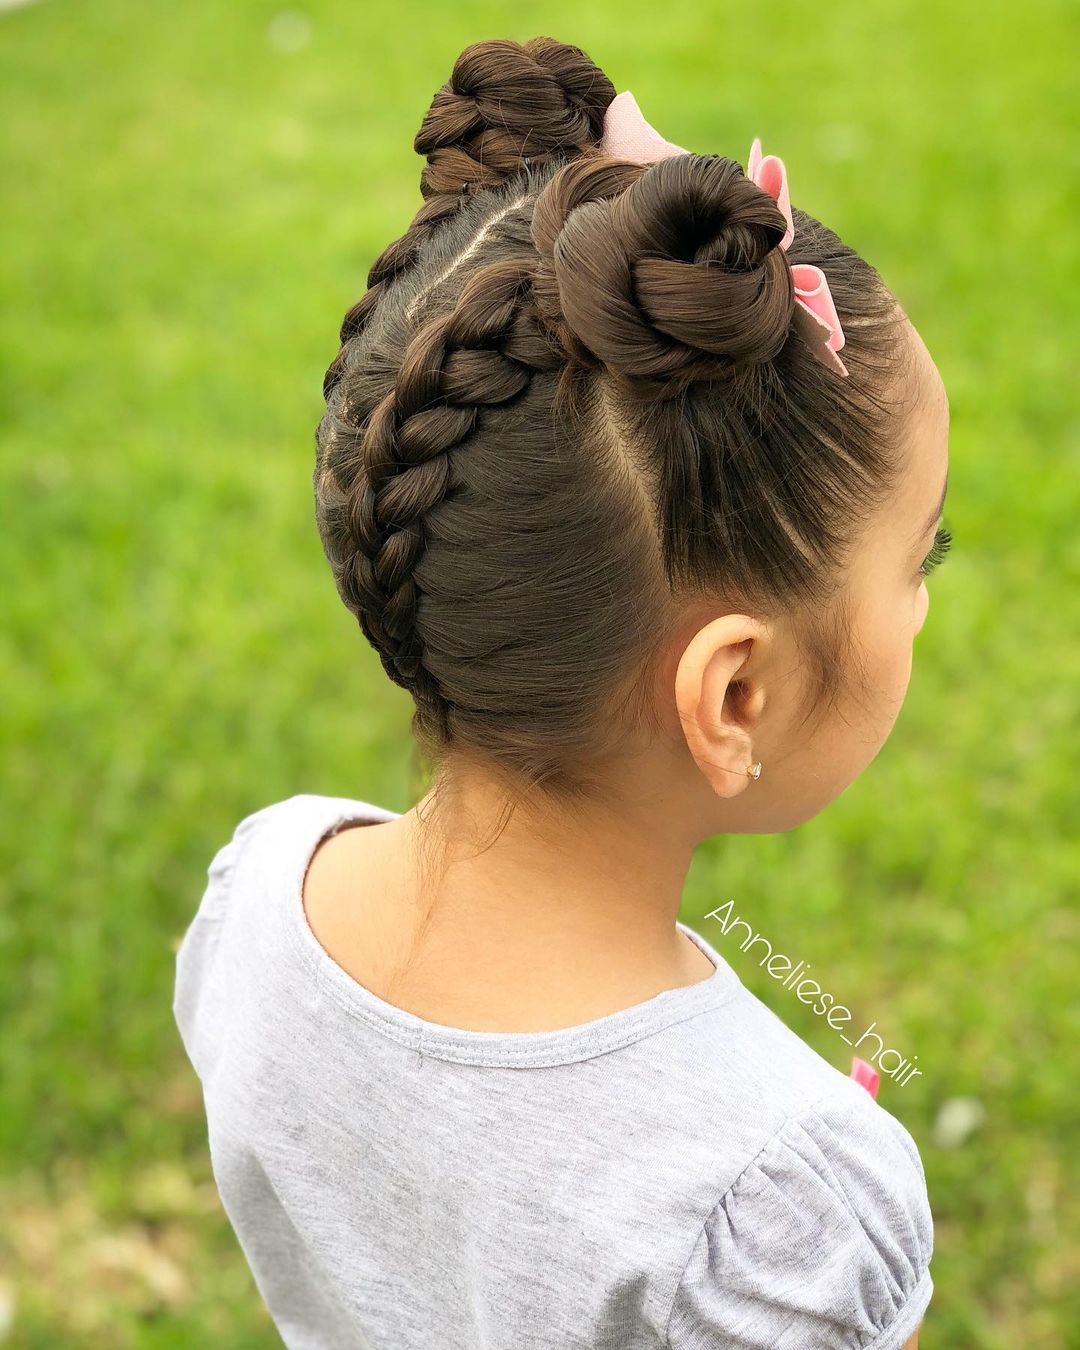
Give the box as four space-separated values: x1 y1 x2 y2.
1 0 1077 1343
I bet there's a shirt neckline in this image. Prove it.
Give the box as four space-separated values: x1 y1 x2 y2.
281 794 742 1068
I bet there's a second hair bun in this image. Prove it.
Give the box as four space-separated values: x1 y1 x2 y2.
531 153 796 398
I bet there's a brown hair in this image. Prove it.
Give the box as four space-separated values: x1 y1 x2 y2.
314 36 914 807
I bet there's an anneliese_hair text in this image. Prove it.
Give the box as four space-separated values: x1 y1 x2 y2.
703 902 923 1087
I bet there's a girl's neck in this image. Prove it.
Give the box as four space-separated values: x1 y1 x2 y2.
301 788 716 1033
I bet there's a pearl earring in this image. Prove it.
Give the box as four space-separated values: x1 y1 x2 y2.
746 761 762 781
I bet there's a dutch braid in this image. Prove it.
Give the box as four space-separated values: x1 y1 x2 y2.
334 259 563 737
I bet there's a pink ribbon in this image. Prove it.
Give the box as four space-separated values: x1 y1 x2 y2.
599 90 849 376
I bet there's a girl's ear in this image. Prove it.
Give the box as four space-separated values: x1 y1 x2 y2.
674 616 769 799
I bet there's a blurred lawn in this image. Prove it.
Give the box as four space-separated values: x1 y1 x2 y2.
1 0 1077 1344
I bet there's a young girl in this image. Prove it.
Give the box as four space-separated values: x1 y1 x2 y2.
174 35 948 1350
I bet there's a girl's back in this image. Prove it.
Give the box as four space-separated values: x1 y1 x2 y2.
175 793 933 1349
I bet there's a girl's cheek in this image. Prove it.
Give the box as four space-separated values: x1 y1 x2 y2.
913 580 930 635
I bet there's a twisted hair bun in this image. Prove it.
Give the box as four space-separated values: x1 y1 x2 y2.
321 37 614 402
415 37 615 197
531 152 796 399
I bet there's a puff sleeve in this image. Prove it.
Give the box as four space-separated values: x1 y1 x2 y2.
172 801 280 1076
665 1092 934 1350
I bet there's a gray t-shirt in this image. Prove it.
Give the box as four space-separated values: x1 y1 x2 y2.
173 792 934 1349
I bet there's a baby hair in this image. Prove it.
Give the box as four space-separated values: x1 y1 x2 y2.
314 36 915 806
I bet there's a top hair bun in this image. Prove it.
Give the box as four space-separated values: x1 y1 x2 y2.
531 152 796 398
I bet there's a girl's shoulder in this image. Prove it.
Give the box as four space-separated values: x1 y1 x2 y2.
653 971 933 1349
192 790 400 913
172 792 392 1075
664 1080 934 1350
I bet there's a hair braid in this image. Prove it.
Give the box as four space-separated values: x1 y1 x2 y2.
322 195 464 401
322 37 615 401
330 258 563 738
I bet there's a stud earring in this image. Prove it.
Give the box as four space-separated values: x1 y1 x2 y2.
746 761 763 781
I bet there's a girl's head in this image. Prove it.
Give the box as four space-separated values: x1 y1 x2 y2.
314 36 950 839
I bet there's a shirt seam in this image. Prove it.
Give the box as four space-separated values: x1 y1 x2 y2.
289 915 744 1067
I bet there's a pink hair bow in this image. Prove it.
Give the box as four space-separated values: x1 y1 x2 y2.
599 90 849 377
850 1055 881 1099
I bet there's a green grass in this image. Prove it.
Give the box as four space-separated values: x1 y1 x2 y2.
1 0 1077 1343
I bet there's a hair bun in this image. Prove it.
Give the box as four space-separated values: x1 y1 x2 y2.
531 152 796 397
414 37 616 198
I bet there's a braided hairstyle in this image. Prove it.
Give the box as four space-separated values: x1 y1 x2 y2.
314 36 913 803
